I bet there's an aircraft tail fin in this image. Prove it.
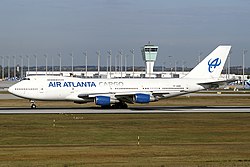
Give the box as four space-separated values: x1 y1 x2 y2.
184 45 231 80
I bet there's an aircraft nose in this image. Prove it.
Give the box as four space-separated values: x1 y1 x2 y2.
8 85 15 95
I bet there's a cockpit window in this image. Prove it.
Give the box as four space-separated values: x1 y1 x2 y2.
22 77 30 80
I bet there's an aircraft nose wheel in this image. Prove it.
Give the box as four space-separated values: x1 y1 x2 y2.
31 104 37 109
30 100 37 109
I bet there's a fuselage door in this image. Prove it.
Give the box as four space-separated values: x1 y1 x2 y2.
70 87 74 93
39 87 44 93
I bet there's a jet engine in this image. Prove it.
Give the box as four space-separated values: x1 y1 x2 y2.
95 96 118 106
134 93 157 103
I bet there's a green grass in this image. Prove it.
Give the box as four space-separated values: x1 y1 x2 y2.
1 113 250 166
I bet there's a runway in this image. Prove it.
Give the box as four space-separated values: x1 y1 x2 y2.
1 106 250 114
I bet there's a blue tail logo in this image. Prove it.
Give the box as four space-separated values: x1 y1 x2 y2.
208 58 221 73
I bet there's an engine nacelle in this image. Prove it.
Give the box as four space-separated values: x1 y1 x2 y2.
95 96 118 106
134 93 149 103
134 93 158 103
95 96 111 106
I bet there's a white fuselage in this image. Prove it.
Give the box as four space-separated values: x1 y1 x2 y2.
8 75 206 102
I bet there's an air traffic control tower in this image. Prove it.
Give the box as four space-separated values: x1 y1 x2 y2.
141 43 158 77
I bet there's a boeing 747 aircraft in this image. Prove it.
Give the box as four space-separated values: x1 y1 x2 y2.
8 45 231 109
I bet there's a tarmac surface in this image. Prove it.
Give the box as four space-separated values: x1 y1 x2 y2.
1 106 250 114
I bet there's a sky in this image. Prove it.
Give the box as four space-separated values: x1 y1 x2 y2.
0 0 250 68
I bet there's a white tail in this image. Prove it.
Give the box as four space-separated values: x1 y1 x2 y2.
184 45 231 79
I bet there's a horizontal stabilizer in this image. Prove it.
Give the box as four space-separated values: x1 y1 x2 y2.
198 79 237 89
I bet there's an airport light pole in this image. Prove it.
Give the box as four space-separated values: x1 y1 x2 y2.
1 56 3 80
114 54 116 74
182 61 186 73
125 54 129 75
107 50 112 78
44 54 47 76
70 53 73 74
117 54 120 76
20 56 23 78
58 53 61 73
228 55 230 79
13 56 15 78
106 54 109 76
26 55 29 76
115 55 119 74
228 51 232 79
148 48 151 78
242 49 247 87
174 60 178 74
7 56 10 79
51 55 54 75
162 61 166 73
168 56 172 77
119 50 123 78
83 52 87 78
96 51 100 77
1 56 4 80
33 54 37 75
130 49 135 78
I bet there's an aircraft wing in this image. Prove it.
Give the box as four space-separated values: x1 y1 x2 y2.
78 90 172 104
79 90 171 97
114 91 171 103
198 79 237 89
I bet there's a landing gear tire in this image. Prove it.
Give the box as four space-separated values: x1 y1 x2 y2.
31 103 37 109
101 105 111 109
112 102 128 109
122 103 128 109
30 100 37 109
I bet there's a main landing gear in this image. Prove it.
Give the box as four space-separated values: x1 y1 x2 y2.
30 100 37 109
112 102 128 109
101 102 128 109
